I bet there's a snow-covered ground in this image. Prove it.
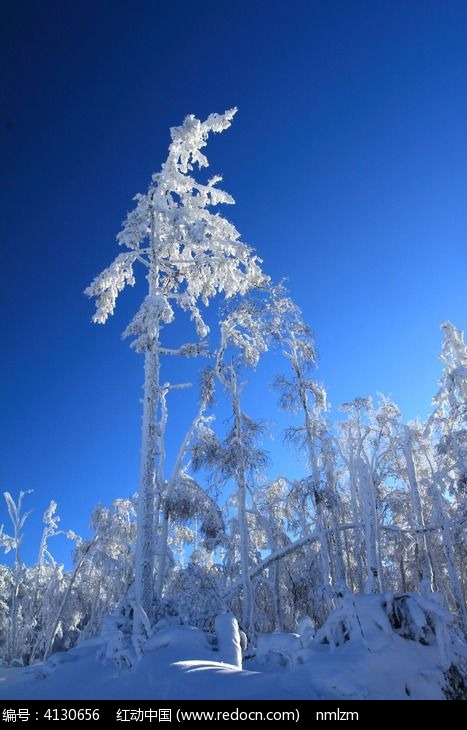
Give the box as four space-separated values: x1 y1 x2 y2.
1 597 459 700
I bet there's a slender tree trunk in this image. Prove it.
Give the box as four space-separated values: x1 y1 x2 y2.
428 479 466 634
312 477 333 614
155 393 208 600
134 332 160 623
272 559 282 631
43 540 95 661
323 443 347 589
134 203 161 626
8 571 20 664
401 428 433 594
342 527 354 591
155 505 169 603
347 459 365 592
292 352 332 613
357 456 381 593
265 524 282 631
231 372 254 640
399 548 407 592
7 527 25 664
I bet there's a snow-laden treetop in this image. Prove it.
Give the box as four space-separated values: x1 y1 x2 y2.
85 108 267 346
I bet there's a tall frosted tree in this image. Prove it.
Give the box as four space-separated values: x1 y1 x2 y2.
86 109 266 628
190 289 291 638
273 293 335 613
431 321 466 496
426 322 467 632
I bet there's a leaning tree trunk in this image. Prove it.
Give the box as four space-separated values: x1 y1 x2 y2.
43 539 96 662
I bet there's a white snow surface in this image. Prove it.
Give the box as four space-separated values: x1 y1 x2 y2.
0 619 449 700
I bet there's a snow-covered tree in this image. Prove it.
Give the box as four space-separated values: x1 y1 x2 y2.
253 477 291 631
431 321 466 497
0 493 80 666
190 290 290 638
335 398 389 595
86 109 267 630
273 294 337 614
1 491 32 663
424 322 467 633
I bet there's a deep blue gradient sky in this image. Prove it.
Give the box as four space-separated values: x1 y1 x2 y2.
1 1 466 564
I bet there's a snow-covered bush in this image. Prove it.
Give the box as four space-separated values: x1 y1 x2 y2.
316 592 464 667
164 564 225 632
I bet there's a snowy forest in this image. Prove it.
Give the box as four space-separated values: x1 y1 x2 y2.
1 110 465 700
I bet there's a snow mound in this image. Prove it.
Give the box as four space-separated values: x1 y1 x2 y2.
0 595 464 700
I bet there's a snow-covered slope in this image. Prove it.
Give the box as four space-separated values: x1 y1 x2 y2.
0 617 455 700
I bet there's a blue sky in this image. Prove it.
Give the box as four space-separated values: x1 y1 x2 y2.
1 0 466 564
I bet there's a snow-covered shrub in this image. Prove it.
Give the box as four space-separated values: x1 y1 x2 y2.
443 660 467 700
316 591 465 675
99 591 148 670
256 632 302 667
164 564 225 632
